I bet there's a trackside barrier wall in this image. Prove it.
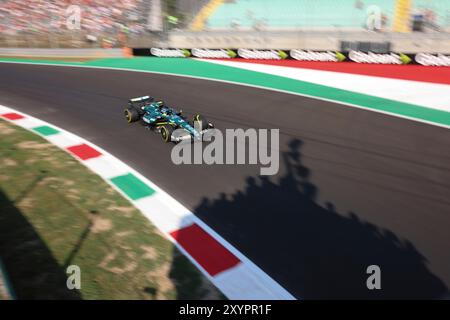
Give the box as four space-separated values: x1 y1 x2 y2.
132 48 450 66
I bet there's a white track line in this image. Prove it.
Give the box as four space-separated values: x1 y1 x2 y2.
199 59 450 113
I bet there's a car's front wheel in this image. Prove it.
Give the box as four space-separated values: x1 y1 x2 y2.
124 108 140 123
160 125 174 143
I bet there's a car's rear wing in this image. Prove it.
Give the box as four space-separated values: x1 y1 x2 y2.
128 95 154 108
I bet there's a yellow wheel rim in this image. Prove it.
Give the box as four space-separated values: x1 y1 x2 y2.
125 109 131 123
162 128 169 142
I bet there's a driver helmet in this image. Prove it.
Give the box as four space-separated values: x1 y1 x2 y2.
154 100 165 108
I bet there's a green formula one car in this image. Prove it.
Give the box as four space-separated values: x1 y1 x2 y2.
124 96 214 143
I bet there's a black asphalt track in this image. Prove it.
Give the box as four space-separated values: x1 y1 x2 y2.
1 62 449 299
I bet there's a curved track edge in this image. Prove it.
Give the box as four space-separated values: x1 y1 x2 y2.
0 104 295 300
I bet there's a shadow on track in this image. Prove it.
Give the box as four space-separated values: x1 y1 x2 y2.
0 188 81 300
193 138 448 299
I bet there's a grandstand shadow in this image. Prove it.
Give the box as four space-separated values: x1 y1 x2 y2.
0 189 81 300
193 138 448 299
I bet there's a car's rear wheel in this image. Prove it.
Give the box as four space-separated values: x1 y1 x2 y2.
193 114 209 130
124 108 140 123
160 125 174 143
